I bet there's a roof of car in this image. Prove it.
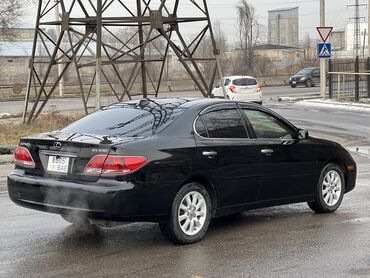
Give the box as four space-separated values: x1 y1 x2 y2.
223 75 256 80
303 67 319 70
108 97 259 111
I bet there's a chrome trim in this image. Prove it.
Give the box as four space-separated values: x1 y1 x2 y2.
39 150 78 158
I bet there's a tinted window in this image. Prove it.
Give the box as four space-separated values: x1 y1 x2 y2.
201 108 248 139
243 110 295 140
195 117 208 138
233 78 257 86
224 79 231 86
313 69 320 75
62 100 188 137
297 69 311 75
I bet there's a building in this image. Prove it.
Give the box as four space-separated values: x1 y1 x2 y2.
345 22 368 54
268 7 299 47
0 26 36 42
254 44 303 68
331 29 345 50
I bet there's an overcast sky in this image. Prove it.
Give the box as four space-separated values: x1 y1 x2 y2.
24 0 365 45
205 0 360 43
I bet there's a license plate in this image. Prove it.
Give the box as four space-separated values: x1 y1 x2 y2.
292 81 296 84
47 156 70 174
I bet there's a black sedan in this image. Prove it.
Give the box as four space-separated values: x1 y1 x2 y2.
8 98 356 244
289 67 320 88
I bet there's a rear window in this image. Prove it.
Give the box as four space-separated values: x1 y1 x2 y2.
232 78 257 86
62 100 187 137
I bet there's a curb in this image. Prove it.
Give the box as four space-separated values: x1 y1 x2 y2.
274 96 320 102
0 155 14 165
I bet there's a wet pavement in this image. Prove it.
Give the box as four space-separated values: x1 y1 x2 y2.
1 100 370 278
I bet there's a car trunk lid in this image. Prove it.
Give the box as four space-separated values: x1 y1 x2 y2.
19 131 138 182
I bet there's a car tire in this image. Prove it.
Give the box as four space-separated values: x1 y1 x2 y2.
307 163 345 213
290 85 296 88
305 79 313 87
160 182 212 244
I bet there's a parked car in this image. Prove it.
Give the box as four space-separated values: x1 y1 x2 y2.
8 98 356 244
211 75 262 104
289 67 320 88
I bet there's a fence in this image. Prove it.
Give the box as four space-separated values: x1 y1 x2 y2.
328 57 370 101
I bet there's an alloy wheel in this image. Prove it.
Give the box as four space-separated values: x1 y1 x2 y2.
322 170 342 207
178 191 207 236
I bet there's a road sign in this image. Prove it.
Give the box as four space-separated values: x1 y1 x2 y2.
316 27 333 42
318 43 332 59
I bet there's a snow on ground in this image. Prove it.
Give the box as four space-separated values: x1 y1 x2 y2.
296 98 370 113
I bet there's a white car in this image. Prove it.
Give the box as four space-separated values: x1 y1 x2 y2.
211 75 262 104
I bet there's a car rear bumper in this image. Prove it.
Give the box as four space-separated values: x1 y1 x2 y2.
230 92 262 103
7 170 169 222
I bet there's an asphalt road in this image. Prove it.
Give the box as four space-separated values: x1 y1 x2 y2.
1 92 370 277
0 86 320 115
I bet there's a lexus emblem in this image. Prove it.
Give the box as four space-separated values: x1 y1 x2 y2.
53 142 62 150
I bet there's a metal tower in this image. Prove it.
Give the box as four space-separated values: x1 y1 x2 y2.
23 0 224 124
348 0 366 57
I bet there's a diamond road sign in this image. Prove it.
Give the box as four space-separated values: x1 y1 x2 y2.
318 43 332 59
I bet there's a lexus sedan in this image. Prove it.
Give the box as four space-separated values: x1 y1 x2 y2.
8 98 356 244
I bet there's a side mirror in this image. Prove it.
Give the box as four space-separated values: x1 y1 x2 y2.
298 129 309 140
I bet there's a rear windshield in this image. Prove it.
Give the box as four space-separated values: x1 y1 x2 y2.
62 100 188 137
232 78 257 86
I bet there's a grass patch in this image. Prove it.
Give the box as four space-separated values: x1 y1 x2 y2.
0 112 82 147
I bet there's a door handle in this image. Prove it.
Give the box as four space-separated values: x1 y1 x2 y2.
261 149 274 156
202 151 218 158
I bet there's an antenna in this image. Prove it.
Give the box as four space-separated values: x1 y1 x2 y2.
23 0 224 124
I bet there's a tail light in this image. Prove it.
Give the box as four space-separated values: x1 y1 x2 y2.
84 155 148 176
229 85 236 93
257 84 262 93
14 147 36 168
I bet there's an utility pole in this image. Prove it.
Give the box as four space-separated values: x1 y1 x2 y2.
368 0 370 57
95 0 102 110
137 0 147 98
54 0 64 97
320 0 326 98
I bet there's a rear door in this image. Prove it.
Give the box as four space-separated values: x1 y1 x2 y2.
194 103 261 209
240 105 317 201
312 69 320 85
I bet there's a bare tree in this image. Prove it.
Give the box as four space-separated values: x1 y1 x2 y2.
300 34 319 68
236 0 260 72
255 55 274 77
0 0 24 39
196 21 230 80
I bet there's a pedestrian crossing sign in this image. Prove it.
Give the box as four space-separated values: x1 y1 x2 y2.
318 43 331 59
